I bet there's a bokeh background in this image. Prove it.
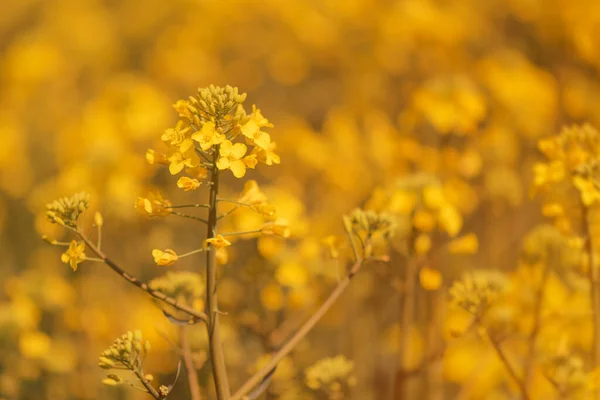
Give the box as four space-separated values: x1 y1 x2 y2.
2 0 600 399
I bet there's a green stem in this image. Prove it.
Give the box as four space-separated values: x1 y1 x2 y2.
206 148 231 399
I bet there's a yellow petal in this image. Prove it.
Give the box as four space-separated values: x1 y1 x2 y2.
230 143 247 159
240 119 259 138
219 140 233 156
216 157 231 170
230 160 247 178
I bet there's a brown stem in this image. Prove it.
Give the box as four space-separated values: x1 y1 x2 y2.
484 330 530 400
523 260 551 391
75 230 208 324
206 151 231 399
396 257 419 399
584 205 600 399
134 370 162 399
230 259 365 400
180 326 202 400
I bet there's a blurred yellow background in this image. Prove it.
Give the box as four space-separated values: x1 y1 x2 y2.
2 0 600 399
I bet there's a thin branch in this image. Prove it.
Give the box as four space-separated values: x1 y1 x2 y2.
484 329 530 400
72 228 208 324
230 258 368 400
220 229 261 237
171 211 209 224
584 203 600 400
523 259 551 391
217 205 241 221
180 326 202 400
168 204 210 209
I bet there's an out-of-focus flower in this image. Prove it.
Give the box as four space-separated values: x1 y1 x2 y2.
261 218 291 238
134 192 172 217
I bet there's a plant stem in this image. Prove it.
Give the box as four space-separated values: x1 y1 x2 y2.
206 150 231 400
523 260 551 391
180 326 202 400
230 258 365 400
74 229 208 324
397 256 419 399
584 204 600 399
484 329 530 400
134 370 161 399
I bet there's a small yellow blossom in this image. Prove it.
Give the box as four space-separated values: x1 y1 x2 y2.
261 218 291 238
413 209 436 232
177 176 201 191
205 234 232 249
260 283 284 311
167 147 200 175
448 233 479 254
573 175 600 206
414 233 432 255
134 193 172 217
253 203 276 217
240 105 274 149
420 267 442 291
191 121 225 151
19 331 51 359
216 248 229 265
251 141 281 165
152 249 178 266
216 140 250 178
145 149 169 165
61 240 86 271
238 180 268 205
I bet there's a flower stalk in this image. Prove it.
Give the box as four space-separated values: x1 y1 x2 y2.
206 147 231 400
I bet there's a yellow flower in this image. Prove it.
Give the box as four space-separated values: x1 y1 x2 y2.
145 149 169 165
216 140 250 178
414 233 432 255
61 240 86 271
216 248 229 265
574 175 600 206
177 176 201 191
240 105 274 149
253 203 276 217
251 141 281 166
448 233 479 254
420 267 442 291
152 249 179 266
19 331 51 359
205 234 232 249
191 121 225 151
238 180 268 205
261 218 291 238
134 193 172 217
167 147 200 175
260 283 283 311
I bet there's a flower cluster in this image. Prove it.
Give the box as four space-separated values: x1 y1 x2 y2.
98 330 153 387
449 270 510 316
149 271 205 309
45 192 90 227
305 355 356 397
151 85 278 179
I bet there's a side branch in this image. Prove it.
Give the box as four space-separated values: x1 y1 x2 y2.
74 230 208 324
231 258 366 400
